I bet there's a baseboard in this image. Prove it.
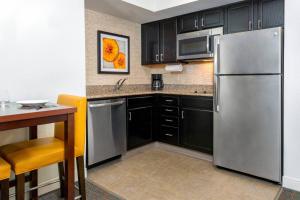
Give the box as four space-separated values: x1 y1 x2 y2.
283 176 300 192
155 142 213 162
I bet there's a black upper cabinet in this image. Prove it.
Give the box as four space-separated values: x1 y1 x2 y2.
201 8 224 29
225 1 254 34
141 22 160 65
257 0 284 29
142 18 177 65
160 18 177 63
225 0 284 34
178 12 199 33
177 8 224 33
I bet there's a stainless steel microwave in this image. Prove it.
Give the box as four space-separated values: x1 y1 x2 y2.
177 27 223 61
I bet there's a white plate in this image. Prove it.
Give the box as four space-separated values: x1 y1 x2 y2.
17 100 49 107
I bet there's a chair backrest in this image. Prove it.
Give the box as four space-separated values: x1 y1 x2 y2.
55 94 87 156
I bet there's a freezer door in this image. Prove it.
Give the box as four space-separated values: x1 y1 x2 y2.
216 27 282 75
213 75 281 182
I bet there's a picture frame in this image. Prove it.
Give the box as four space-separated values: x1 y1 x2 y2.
97 31 130 74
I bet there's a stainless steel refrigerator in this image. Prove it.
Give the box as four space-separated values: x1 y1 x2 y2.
213 27 282 182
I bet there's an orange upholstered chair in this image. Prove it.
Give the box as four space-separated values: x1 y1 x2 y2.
0 157 10 200
0 94 87 200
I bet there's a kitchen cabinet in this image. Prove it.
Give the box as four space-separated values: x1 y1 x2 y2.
142 18 177 65
225 1 254 34
180 96 213 154
225 0 284 34
177 8 224 33
201 8 224 29
256 0 284 29
158 95 180 145
127 96 154 150
141 22 160 65
159 18 177 63
177 12 200 33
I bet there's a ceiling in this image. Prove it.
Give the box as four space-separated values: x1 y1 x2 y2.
85 0 243 24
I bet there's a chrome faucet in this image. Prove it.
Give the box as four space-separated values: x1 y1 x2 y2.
114 78 127 91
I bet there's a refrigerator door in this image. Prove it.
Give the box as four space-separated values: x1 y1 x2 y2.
215 27 282 75
213 75 282 182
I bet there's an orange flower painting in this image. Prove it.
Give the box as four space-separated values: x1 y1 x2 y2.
98 31 130 74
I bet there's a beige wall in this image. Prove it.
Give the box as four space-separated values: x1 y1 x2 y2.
85 9 213 86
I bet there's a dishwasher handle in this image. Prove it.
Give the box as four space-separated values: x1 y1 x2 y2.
89 101 125 108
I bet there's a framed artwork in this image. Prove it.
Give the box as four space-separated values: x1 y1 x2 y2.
97 31 130 74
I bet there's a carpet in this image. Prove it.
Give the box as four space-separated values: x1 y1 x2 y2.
278 188 300 200
40 180 124 200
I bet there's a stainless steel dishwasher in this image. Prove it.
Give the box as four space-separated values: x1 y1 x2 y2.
87 98 126 168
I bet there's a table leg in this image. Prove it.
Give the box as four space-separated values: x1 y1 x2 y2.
64 113 75 200
29 126 38 200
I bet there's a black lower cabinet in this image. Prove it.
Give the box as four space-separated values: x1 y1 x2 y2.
127 106 153 150
180 108 213 154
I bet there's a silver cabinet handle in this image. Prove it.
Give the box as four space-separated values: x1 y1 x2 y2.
89 101 124 108
129 111 132 121
155 54 159 62
160 53 164 62
165 99 173 102
165 119 173 122
165 109 173 112
181 111 184 119
165 133 173 137
206 35 210 53
201 18 204 27
214 76 220 112
248 21 253 31
258 19 262 29
214 37 220 75
194 19 198 29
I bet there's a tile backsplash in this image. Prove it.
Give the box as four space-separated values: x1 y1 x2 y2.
85 9 213 86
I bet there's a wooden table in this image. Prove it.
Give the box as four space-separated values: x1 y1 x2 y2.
0 103 76 200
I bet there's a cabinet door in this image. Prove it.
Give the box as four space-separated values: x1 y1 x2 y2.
141 22 160 65
180 108 213 154
225 1 254 34
178 13 199 33
160 18 177 63
257 0 284 29
201 8 224 29
127 106 153 150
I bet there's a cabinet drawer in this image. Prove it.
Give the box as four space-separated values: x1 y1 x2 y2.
181 96 213 111
159 126 179 145
161 116 178 127
127 96 154 109
160 106 179 116
160 96 179 106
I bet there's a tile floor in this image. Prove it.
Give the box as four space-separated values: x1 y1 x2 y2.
88 148 281 200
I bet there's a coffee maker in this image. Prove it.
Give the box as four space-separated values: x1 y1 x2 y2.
151 74 164 90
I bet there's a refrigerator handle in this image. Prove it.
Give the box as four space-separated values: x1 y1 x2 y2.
214 75 220 112
214 37 220 75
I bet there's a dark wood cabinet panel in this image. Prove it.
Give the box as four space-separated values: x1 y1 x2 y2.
142 18 177 65
160 18 177 63
177 12 200 33
201 8 224 29
225 1 254 34
127 106 153 150
180 108 213 154
141 22 160 65
159 125 179 145
257 0 284 29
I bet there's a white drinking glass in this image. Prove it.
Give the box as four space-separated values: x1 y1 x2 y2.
0 90 10 107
